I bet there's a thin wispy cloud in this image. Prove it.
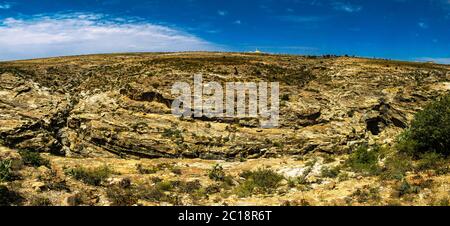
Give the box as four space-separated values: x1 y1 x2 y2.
0 2 11 9
277 15 328 23
416 57 450 64
0 13 221 60
217 10 227 16
332 2 362 12
418 22 428 29
253 45 318 51
244 45 318 54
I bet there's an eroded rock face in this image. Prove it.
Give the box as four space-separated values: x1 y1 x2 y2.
0 53 449 159
0 72 71 155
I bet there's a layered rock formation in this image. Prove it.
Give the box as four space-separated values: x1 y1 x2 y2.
1 53 450 206
1 53 448 160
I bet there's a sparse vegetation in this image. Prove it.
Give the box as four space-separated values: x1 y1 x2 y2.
321 165 341 178
106 185 138 206
282 199 311 206
350 186 381 204
208 164 234 187
417 152 443 170
138 186 171 203
291 158 317 186
380 152 412 180
65 190 91 206
30 196 52 206
0 159 13 182
393 180 420 198
44 180 70 192
235 168 284 197
106 177 199 206
205 183 222 194
134 179 202 205
162 127 183 139
65 165 111 186
431 197 450 206
208 164 226 181
136 163 182 175
416 152 449 174
337 171 349 182
346 144 381 175
136 164 157 174
171 167 182 175
19 150 50 168
178 180 202 194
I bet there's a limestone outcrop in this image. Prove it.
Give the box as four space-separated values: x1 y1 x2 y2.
0 53 449 159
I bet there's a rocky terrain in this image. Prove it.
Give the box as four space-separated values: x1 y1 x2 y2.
0 52 449 206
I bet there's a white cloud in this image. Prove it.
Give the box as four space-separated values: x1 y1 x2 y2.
418 22 428 29
332 2 362 13
0 13 221 60
416 57 450 64
234 20 241 25
0 2 11 9
217 10 228 16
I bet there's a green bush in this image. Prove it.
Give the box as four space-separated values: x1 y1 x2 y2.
395 180 420 197
208 164 225 181
155 180 175 191
0 160 13 182
398 93 450 156
240 168 284 188
235 180 256 197
65 165 111 186
235 168 284 197
19 150 50 168
347 144 381 175
321 165 341 178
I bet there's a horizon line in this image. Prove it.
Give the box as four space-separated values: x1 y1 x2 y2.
0 51 448 66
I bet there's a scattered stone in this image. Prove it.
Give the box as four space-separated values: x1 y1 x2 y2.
31 181 46 192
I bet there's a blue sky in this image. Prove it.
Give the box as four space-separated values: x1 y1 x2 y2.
0 0 449 63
